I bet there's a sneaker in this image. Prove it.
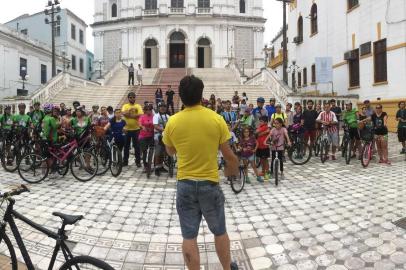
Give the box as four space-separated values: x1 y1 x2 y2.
136 163 142 168
379 159 385 163
256 176 263 183
264 173 270 181
155 169 161 176
385 160 391 165
230 262 238 270
246 177 251 184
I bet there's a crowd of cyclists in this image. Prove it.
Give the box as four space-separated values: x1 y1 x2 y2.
0 88 404 183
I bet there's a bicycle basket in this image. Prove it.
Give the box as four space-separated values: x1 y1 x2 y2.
93 126 106 138
360 128 373 141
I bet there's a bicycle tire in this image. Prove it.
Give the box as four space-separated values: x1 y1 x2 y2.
274 158 279 186
0 231 18 270
95 143 111 176
70 151 98 182
341 138 346 158
314 136 321 157
1 143 20 173
110 144 122 177
59 255 115 270
288 143 312 165
18 153 49 184
146 145 154 179
361 142 372 168
230 166 246 194
345 139 352 165
320 141 329 164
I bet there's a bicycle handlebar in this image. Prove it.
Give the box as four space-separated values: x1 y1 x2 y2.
0 185 30 198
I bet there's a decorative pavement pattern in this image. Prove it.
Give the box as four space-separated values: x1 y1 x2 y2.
0 134 405 270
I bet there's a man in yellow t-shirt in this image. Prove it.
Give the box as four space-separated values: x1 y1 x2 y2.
163 75 239 270
270 104 288 127
121 92 143 167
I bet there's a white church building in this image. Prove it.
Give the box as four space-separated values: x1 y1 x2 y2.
92 0 266 71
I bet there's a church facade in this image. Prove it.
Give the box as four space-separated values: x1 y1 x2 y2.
92 0 265 71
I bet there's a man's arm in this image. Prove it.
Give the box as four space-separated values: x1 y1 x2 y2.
219 142 239 177
165 145 177 156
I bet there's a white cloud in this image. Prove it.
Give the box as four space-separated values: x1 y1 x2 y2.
1 0 282 52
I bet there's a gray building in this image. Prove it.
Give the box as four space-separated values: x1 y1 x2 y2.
6 9 89 79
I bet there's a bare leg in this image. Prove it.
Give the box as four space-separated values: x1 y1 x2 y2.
376 137 383 161
182 238 200 270
214 233 232 270
250 160 259 176
382 138 389 161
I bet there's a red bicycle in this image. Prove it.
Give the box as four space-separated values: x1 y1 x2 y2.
17 133 98 183
360 128 375 168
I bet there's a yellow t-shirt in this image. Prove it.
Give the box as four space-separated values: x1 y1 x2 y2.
162 105 230 182
271 112 287 126
121 103 143 131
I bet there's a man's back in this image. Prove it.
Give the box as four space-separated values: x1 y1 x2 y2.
163 105 230 182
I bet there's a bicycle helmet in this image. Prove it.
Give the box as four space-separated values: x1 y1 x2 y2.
43 103 54 113
257 97 265 103
72 101 80 107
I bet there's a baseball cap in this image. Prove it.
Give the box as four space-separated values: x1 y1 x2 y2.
257 97 265 103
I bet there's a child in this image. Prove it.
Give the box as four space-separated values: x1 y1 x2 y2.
239 127 263 183
228 122 238 151
104 109 126 150
265 118 291 179
255 116 270 179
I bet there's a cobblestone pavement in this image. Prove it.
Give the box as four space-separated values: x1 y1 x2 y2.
0 134 405 270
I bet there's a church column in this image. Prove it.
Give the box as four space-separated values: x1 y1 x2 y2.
253 27 264 68
129 28 135 64
94 0 103 22
229 26 235 60
94 31 104 64
135 27 143 65
128 0 136 17
213 25 221 68
159 25 167 68
220 25 228 67
188 25 196 68
121 28 129 64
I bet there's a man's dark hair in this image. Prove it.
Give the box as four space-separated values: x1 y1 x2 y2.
307 100 314 105
259 116 268 123
179 75 204 106
329 99 336 103
128 92 136 98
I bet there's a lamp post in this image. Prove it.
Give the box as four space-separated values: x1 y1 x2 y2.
276 0 293 85
241 58 247 76
45 0 61 77
97 60 104 79
20 67 29 90
286 60 300 92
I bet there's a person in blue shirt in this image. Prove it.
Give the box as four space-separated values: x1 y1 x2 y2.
221 100 238 129
265 98 276 118
252 97 268 128
104 109 126 150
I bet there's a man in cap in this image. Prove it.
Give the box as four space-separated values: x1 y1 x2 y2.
252 97 268 128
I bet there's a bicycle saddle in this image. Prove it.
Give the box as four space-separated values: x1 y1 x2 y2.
53 212 83 225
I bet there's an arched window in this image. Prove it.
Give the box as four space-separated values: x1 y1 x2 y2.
297 16 303 42
111 3 117 17
239 0 246 13
145 39 158 46
198 38 211 46
310 4 318 35
145 0 157 10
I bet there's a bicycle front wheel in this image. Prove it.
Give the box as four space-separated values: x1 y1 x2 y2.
110 144 122 177
70 151 98 182
95 144 111 176
345 139 352 165
273 159 279 186
288 143 312 165
59 255 115 270
314 136 321 157
0 231 18 270
320 141 329 164
361 142 372 168
18 154 48 184
230 166 246 194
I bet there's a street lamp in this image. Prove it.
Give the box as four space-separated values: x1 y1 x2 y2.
45 0 61 77
97 60 104 79
241 58 247 76
20 67 29 90
276 0 293 85
286 60 300 92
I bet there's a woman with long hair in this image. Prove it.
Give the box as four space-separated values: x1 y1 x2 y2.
155 88 163 106
371 104 390 164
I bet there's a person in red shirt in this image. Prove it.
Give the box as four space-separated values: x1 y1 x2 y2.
255 116 270 179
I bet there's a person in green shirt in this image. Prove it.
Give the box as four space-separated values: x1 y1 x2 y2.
0 106 14 130
343 102 361 158
396 101 406 154
29 102 45 130
70 107 91 137
13 103 32 143
239 108 254 129
41 103 59 143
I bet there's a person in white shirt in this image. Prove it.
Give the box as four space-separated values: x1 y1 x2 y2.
136 64 143 86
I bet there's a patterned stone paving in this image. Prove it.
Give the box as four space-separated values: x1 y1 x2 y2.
0 134 405 270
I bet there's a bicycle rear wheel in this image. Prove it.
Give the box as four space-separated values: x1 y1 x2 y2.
146 145 154 179
0 231 18 270
18 154 48 184
320 141 329 164
110 144 122 177
70 151 98 182
95 143 111 176
361 142 372 168
59 255 115 270
1 143 20 173
230 166 246 194
288 143 312 165
273 158 279 186
345 139 352 164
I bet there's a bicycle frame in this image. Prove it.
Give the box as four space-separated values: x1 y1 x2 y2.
48 139 78 163
0 198 75 270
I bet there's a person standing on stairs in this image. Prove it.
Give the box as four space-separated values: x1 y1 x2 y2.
136 64 143 86
166 85 176 115
128 63 135 86
122 92 143 167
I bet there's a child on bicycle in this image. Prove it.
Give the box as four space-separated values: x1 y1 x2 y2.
265 118 291 179
104 108 126 150
255 116 270 180
239 127 263 183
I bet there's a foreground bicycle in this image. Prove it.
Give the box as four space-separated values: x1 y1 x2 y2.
0 185 114 270
341 124 352 165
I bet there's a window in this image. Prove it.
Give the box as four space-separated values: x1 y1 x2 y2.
71 24 76 40
111 3 117 17
145 0 157 10
298 71 302 87
198 0 210 8
79 30 84 44
348 0 359 10
311 64 316 83
41 64 47 84
240 0 246 13
20 29 28 35
89 59 92 71
297 16 303 43
19 58 27 77
303 67 307 86
310 4 318 35
348 49 360 87
79 58 84 73
55 20 60 37
292 72 296 88
374 39 387 83
71 55 76 70
171 0 184 8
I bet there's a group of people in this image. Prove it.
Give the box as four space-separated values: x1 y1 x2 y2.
128 63 143 86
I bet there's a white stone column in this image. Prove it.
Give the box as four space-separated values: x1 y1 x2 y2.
94 0 103 22
121 28 129 64
134 0 143 16
129 28 135 64
135 27 143 65
94 31 104 63
121 0 129 18
213 25 221 68
128 0 136 17
188 25 196 68
159 25 167 68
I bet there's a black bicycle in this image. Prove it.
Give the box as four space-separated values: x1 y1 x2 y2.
341 124 352 164
287 131 312 165
0 185 115 270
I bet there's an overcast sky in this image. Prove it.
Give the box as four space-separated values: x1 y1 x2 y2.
1 0 283 52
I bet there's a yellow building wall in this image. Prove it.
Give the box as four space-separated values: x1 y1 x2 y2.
358 98 406 132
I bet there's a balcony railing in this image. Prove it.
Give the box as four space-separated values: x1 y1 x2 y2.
143 9 158 16
197 7 212 14
169 7 185 14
